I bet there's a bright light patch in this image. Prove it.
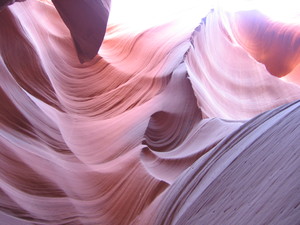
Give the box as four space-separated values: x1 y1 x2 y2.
108 0 300 29
108 0 214 30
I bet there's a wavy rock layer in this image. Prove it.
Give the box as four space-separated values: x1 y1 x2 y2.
0 1 299 225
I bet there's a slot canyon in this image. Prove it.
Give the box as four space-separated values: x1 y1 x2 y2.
0 0 299 224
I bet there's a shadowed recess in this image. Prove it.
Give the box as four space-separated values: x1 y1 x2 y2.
52 0 110 63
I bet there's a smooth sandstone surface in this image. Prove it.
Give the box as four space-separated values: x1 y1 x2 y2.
0 1 299 224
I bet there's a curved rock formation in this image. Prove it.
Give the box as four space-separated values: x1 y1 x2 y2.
231 10 300 77
0 1 299 224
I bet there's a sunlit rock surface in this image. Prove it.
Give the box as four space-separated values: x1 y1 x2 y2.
0 1 299 224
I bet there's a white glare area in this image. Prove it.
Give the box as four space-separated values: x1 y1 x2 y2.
108 0 300 28
108 0 214 30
